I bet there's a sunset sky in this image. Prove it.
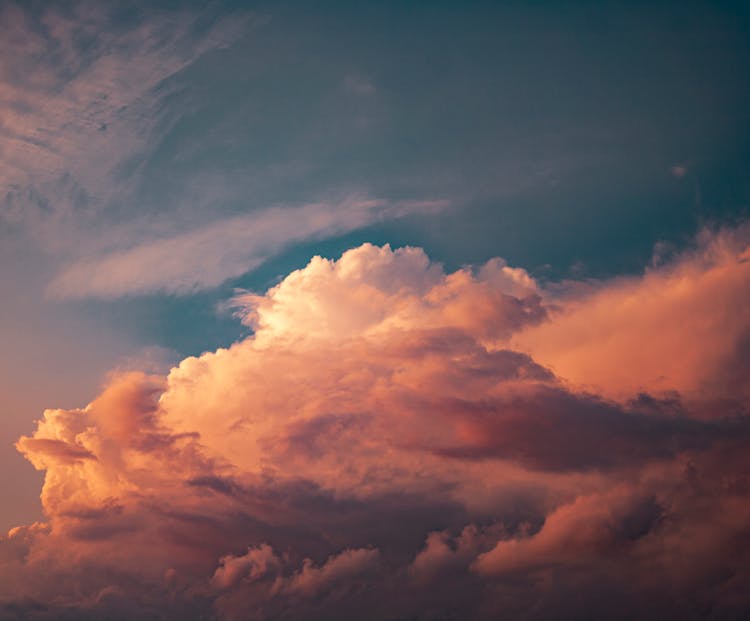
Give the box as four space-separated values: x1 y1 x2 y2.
1 1 750 619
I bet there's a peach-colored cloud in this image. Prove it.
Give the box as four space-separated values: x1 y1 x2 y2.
513 224 750 403
3 232 749 619
231 242 543 345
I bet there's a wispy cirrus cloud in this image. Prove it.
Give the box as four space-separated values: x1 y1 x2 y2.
0 1 251 235
46 197 447 298
1 3 450 302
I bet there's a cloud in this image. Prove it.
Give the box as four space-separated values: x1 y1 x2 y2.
342 74 377 97
408 524 502 583
14 438 95 467
0 1 250 235
473 486 663 575
276 547 380 597
3 229 750 619
47 197 447 299
1 2 446 307
514 222 750 402
211 544 281 590
231 241 542 344
211 546 380 621
671 164 688 178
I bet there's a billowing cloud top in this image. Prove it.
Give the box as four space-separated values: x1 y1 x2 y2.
3 226 750 620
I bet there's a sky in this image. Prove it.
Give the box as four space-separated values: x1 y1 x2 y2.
1 0 749 619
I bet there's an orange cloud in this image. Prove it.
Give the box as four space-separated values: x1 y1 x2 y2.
514 224 750 403
3 231 749 620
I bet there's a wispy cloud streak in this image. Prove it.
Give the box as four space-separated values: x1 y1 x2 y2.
47 197 447 298
0 1 249 233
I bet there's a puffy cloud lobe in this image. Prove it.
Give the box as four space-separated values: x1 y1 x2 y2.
231 242 545 344
3 232 750 620
409 524 502 583
276 547 380 597
16 438 95 467
212 544 281 590
473 487 663 575
514 223 750 402
212 547 380 621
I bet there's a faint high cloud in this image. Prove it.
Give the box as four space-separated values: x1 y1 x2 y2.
671 164 688 178
46 197 448 299
0 1 251 237
3 225 750 619
342 73 377 97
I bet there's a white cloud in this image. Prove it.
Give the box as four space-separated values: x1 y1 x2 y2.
46 197 447 298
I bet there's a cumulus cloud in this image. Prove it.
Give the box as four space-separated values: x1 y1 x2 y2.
231 242 543 344
473 486 663 575
514 222 750 402
212 544 281 590
277 547 380 597
3 229 750 619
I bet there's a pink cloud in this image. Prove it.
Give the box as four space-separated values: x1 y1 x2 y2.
276 547 380 597
473 486 662 575
514 223 750 403
212 544 281 590
2 230 749 619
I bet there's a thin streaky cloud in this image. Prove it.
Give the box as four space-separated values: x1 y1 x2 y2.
46 196 448 299
0 1 251 228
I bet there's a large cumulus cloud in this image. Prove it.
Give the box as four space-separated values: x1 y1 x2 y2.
2 230 750 620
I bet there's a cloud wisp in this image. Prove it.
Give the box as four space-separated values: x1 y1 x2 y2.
3 225 750 620
47 197 447 298
0 2 249 232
